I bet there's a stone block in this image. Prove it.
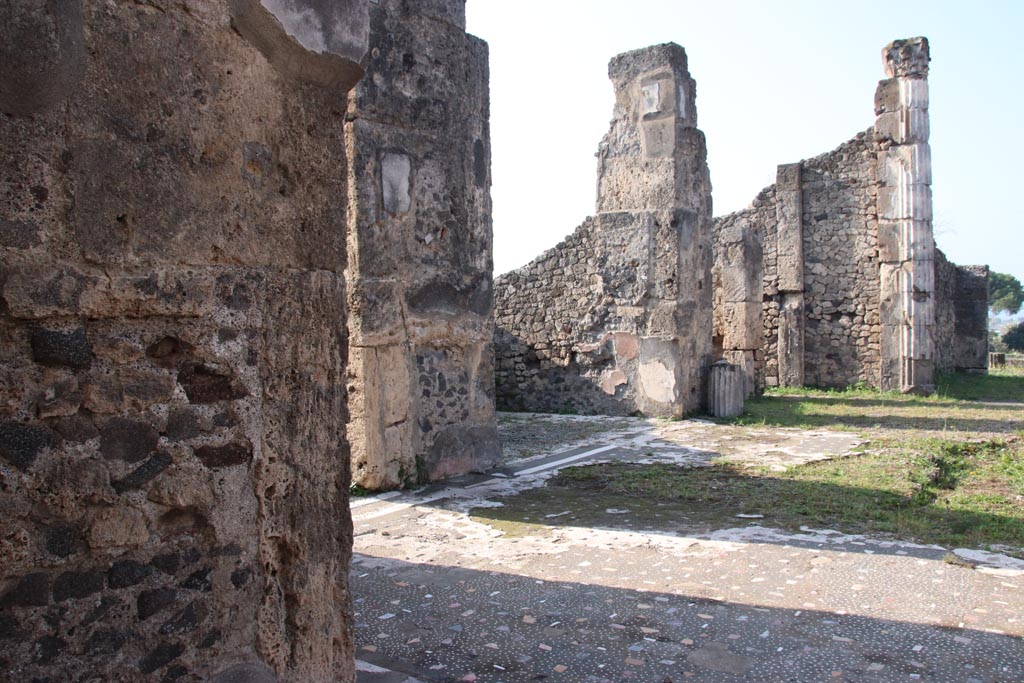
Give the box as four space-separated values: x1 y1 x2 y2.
0 421 58 471
876 183 932 222
719 302 761 351
347 278 406 346
29 327 93 368
777 293 804 387
874 109 929 144
0 0 86 116
883 37 929 79
877 144 931 187
88 507 149 549
99 417 159 463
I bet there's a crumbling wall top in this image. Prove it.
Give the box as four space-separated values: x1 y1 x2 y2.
883 37 929 79
608 42 689 81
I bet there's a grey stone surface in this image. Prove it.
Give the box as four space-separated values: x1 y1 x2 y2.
349 420 1020 683
345 1 497 490
494 43 712 418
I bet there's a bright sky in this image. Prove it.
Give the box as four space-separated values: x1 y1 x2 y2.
467 1 1024 288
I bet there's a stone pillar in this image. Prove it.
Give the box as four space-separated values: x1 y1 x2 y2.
0 2 368 681
714 223 763 396
775 163 805 387
345 0 499 489
594 43 713 416
875 37 935 393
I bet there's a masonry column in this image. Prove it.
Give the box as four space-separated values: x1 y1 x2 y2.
875 37 935 393
345 0 498 489
593 44 713 416
775 163 805 387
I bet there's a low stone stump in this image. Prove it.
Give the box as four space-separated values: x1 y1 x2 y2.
709 361 745 418
990 352 1006 368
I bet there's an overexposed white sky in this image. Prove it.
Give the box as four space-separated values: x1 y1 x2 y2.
467 0 1024 286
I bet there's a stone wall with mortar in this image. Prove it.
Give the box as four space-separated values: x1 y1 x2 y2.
712 37 989 393
494 44 713 418
0 1 366 681
799 132 883 388
344 0 498 491
934 254 989 373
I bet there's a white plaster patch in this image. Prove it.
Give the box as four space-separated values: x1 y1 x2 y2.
638 359 677 404
381 152 411 214
640 82 661 115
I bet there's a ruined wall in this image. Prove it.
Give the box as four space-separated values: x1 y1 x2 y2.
934 254 989 373
714 132 881 390
713 37 988 392
345 0 498 491
0 1 367 681
495 44 713 417
711 203 766 397
799 132 882 388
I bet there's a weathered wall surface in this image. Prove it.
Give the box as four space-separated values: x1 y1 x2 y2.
495 44 713 417
0 1 366 680
345 0 498 490
799 132 882 388
712 37 989 393
934 254 989 372
711 206 765 397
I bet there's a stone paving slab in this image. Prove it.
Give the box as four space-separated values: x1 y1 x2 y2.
351 418 1023 683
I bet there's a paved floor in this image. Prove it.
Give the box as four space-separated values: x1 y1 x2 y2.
351 415 1024 683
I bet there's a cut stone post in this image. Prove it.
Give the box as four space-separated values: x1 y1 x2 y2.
875 37 935 393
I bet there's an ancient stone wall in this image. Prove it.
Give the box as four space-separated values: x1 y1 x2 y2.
799 132 883 388
713 37 989 393
711 200 767 397
494 44 713 417
934 254 989 373
0 1 367 681
345 0 498 490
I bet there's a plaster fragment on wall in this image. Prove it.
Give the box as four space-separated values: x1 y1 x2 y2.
381 153 411 215
640 82 660 115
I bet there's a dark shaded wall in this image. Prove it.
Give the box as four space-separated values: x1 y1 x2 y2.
0 1 366 680
934 255 989 372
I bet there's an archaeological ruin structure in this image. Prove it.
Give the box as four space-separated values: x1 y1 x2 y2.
712 37 989 395
0 5 996 680
493 44 713 417
345 2 499 491
0 0 495 679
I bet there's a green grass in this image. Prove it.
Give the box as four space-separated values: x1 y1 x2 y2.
476 371 1024 556
936 366 1024 402
543 437 1024 552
